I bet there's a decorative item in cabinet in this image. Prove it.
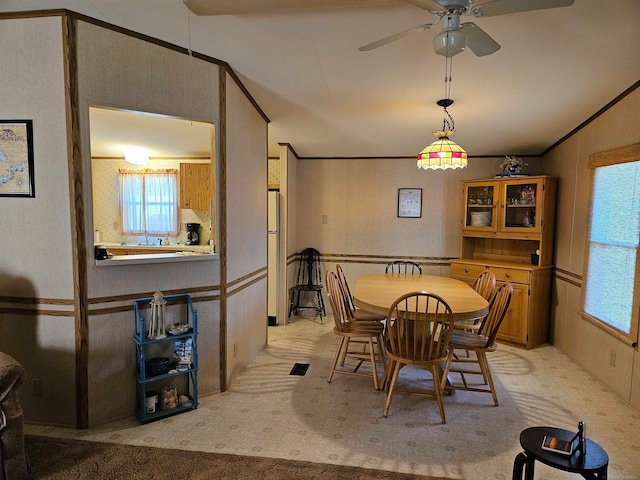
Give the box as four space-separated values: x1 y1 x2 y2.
463 180 499 231
502 181 540 231
180 162 211 210
133 293 198 423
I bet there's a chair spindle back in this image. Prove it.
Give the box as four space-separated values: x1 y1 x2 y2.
473 270 497 301
385 261 422 274
478 282 513 347
385 292 454 363
326 271 350 331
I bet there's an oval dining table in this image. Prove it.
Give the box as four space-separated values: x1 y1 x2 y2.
352 273 490 393
352 273 489 322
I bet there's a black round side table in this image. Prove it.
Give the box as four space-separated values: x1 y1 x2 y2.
512 426 608 480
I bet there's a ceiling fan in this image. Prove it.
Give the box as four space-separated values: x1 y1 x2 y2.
183 0 574 57
358 0 575 57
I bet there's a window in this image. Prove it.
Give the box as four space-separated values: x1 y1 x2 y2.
119 169 179 236
582 143 640 346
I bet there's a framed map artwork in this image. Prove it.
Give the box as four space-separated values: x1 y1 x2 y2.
0 120 34 197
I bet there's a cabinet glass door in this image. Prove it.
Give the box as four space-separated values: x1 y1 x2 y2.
500 179 543 233
463 181 498 231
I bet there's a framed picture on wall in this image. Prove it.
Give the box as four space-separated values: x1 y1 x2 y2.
0 120 35 197
398 188 422 218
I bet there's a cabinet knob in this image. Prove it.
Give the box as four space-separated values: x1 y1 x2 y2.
464 268 469 274
505 273 510 278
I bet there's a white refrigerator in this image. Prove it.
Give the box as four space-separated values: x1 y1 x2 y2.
267 191 280 325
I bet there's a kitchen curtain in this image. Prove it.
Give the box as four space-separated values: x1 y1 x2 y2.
119 169 179 236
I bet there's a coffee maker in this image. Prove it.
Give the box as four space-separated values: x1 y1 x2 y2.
185 223 200 245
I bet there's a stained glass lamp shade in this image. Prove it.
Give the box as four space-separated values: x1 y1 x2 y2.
417 130 467 170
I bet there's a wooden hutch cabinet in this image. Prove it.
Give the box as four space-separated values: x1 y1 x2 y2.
451 175 557 349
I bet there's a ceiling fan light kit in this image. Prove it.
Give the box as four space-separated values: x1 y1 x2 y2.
433 28 467 57
357 0 574 57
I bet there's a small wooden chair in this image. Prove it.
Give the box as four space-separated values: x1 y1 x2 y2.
442 282 513 406
326 271 386 389
385 260 422 274
383 292 454 423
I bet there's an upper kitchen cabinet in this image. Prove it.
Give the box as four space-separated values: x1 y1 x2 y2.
463 180 500 232
461 176 557 267
499 178 547 235
180 162 211 210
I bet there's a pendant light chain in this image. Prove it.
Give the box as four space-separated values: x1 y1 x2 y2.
442 25 454 133
416 12 467 171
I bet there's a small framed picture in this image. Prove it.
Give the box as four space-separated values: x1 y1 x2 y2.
398 188 422 218
0 120 35 197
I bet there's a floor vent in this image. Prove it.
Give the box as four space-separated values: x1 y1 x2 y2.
289 363 309 376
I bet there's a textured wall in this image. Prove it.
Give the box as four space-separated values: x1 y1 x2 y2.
295 156 505 258
0 16 77 427
268 158 280 187
75 20 222 426
224 73 269 383
544 87 640 411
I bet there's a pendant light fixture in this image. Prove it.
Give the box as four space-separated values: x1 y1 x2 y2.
417 98 467 170
417 14 467 171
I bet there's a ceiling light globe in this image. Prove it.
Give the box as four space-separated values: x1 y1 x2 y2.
123 147 149 165
433 30 468 57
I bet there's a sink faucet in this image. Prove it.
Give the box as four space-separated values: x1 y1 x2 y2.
144 231 149 245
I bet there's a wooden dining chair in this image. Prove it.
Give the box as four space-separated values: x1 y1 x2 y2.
336 264 386 322
441 282 512 406
473 270 497 301
325 271 386 390
288 247 326 323
383 292 454 423
385 260 422 274
455 269 497 354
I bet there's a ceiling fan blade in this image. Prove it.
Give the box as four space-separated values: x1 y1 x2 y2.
474 0 574 17
184 0 413 16
401 0 440 9
358 23 433 51
461 22 500 56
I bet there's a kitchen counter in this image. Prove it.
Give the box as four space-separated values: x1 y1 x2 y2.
95 251 218 266
95 242 217 266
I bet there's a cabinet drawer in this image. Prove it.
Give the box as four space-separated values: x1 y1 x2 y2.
451 263 486 279
451 263 530 284
490 267 529 284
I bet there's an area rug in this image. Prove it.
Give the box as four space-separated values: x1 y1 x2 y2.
25 435 451 480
